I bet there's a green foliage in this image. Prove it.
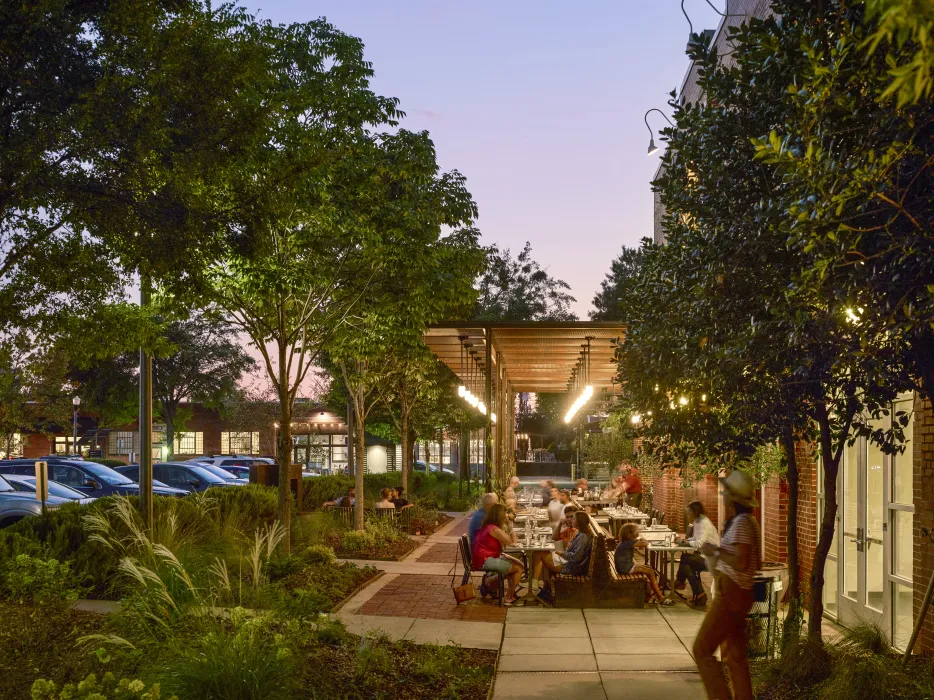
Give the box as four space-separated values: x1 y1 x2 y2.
300 544 336 567
590 245 644 321
158 620 294 700
312 618 349 647
2 554 80 605
31 673 172 700
474 242 577 321
301 472 468 511
340 519 404 555
864 0 934 106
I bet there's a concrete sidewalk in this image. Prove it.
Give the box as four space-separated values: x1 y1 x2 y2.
492 605 705 700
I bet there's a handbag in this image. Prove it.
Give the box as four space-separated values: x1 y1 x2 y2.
452 551 477 604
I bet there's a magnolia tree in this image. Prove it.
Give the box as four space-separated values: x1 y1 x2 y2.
618 1 919 642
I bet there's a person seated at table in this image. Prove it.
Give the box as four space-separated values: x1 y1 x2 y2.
674 500 719 606
615 523 674 606
553 505 581 553
469 492 498 545
540 480 556 507
528 510 593 606
573 478 589 497
545 488 567 529
504 475 520 499
602 475 625 501
374 488 396 509
390 487 410 509
324 487 355 509
471 503 523 605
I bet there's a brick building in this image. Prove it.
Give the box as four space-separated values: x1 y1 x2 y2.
649 0 932 654
5 402 401 476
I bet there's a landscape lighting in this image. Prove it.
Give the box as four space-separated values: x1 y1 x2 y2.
679 396 688 406
631 414 641 425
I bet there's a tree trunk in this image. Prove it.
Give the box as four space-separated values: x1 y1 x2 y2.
400 407 410 496
353 385 366 531
780 425 802 647
277 343 292 555
807 405 845 642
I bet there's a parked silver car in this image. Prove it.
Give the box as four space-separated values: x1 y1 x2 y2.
2 474 97 505
0 474 67 527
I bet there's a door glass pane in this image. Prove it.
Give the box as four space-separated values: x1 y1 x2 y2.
892 398 914 505
824 556 838 617
893 583 914 650
865 425 885 612
893 509 913 581
842 440 860 601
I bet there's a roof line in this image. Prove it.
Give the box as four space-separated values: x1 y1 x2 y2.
429 321 626 330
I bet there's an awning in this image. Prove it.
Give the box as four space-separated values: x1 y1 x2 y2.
423 321 624 403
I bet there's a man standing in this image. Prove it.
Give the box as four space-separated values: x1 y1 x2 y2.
469 492 498 544
622 466 643 509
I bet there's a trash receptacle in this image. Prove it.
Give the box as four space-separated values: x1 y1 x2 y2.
249 462 304 512
747 571 783 659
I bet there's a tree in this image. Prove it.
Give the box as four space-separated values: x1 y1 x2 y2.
474 242 577 321
153 313 255 459
620 2 914 643
69 354 138 438
590 246 644 321
326 129 484 529
204 18 404 549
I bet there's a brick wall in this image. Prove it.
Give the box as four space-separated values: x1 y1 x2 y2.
914 395 934 654
650 470 719 534
795 442 820 592
762 476 788 565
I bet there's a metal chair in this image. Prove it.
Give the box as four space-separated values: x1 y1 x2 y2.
458 534 504 606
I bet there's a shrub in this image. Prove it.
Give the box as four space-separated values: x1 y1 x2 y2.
300 544 335 566
159 620 294 700
340 529 374 554
31 673 173 700
313 618 348 646
354 638 394 678
2 554 80 604
771 637 833 688
89 458 130 469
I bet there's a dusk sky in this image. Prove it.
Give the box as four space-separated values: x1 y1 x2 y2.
252 1 725 318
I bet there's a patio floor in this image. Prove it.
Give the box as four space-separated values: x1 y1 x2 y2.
492 605 705 700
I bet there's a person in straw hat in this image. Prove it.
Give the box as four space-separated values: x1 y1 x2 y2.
692 469 761 700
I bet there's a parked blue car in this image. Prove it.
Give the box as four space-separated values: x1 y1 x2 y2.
115 462 232 493
0 459 185 499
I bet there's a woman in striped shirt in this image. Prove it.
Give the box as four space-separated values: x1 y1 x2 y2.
692 470 761 700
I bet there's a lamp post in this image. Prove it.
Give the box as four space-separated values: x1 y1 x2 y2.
72 396 80 456
644 108 675 156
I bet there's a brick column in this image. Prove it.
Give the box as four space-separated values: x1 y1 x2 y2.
762 475 789 564
914 395 934 654
795 442 819 588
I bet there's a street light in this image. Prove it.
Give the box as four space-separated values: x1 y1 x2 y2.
644 108 675 156
72 396 80 456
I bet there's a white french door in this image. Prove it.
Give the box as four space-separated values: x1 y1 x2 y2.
834 394 915 648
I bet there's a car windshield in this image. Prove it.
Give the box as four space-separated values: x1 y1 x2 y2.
188 465 227 484
198 463 240 481
79 461 134 486
0 475 13 492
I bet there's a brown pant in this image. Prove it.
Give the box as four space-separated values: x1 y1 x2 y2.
692 573 755 700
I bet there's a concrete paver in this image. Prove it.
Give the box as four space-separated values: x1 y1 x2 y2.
601 672 705 700
497 654 598 672
504 622 590 638
335 613 414 641
595 653 697 672
501 636 593 655
403 618 502 650
587 624 678 638
492 672 608 700
591 637 688 655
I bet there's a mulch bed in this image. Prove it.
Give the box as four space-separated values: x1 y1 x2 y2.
298 636 496 700
334 537 420 561
0 602 106 700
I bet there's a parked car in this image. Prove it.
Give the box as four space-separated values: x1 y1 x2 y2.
0 474 68 526
2 474 97 504
189 462 249 485
413 460 456 476
0 459 143 499
188 456 273 480
115 462 233 493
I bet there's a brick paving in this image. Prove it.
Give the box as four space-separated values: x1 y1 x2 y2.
447 516 472 538
359 574 507 622
414 542 459 563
